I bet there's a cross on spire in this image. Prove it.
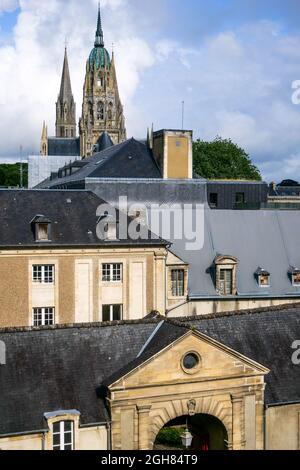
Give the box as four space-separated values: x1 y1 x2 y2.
95 2 104 48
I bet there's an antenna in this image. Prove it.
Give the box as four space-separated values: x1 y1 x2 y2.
181 101 185 130
19 145 23 189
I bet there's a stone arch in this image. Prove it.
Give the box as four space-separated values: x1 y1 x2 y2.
149 396 232 449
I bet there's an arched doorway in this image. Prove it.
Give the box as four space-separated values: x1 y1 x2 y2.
154 414 228 451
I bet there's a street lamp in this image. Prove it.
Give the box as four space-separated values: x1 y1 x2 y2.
181 428 193 449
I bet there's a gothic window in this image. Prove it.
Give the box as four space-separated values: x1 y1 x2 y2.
89 103 93 123
97 101 104 120
97 74 103 88
107 102 113 121
64 103 68 121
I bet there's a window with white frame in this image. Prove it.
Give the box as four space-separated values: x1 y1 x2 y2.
219 269 233 295
102 264 122 282
171 269 185 297
102 304 123 322
33 307 55 326
32 265 55 283
53 421 74 451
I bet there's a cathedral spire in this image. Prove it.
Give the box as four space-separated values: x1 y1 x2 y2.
56 48 76 138
95 2 104 48
59 47 73 100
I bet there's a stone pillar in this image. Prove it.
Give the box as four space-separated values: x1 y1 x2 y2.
231 395 246 450
137 405 152 450
154 252 166 315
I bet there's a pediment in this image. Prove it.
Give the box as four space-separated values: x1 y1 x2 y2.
109 329 269 389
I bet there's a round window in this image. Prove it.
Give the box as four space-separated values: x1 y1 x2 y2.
182 353 200 370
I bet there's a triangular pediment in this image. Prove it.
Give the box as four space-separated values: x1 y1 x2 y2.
109 328 269 389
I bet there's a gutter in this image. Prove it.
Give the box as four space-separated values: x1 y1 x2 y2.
189 293 300 301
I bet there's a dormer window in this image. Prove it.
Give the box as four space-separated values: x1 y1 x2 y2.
32 215 51 242
215 255 238 296
289 267 300 286
255 268 270 287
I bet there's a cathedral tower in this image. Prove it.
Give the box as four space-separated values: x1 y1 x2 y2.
56 48 76 138
79 4 126 157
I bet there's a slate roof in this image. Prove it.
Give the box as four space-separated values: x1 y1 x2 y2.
48 137 80 157
96 132 114 152
170 208 300 299
0 304 299 436
0 190 167 248
41 138 162 188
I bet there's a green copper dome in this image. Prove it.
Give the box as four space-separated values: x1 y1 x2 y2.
88 46 111 70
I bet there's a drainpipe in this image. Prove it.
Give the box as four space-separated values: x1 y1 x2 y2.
106 421 112 450
42 431 47 451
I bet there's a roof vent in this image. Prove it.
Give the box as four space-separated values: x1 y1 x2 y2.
66 198 72 204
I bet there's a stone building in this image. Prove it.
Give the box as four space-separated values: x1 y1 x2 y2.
40 4 126 159
0 189 167 328
0 304 299 450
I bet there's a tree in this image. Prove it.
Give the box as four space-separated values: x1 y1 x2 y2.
193 137 261 181
0 163 28 187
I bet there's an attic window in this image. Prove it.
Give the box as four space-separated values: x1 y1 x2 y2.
32 216 51 242
289 267 300 286
255 268 270 287
37 224 50 241
214 255 238 296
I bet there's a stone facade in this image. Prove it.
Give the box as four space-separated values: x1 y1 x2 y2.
0 247 167 328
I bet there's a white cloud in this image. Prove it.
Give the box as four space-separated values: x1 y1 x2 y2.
0 0 19 13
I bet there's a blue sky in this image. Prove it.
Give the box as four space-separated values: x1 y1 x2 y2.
1 0 300 182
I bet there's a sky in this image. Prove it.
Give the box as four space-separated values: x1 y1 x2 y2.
1 1 300 182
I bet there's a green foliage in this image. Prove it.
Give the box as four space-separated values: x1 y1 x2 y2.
193 137 261 181
0 163 28 188
155 427 185 447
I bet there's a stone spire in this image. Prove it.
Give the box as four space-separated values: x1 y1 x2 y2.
59 47 73 101
95 2 104 48
56 48 76 138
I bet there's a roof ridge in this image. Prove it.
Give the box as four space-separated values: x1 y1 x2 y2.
173 302 300 322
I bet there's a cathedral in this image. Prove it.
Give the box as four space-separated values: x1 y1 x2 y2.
40 4 126 159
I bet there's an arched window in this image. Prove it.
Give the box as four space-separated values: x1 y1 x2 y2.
97 101 104 120
107 102 113 121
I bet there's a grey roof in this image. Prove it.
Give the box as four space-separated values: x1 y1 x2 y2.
48 137 80 157
42 138 162 188
96 132 114 152
0 190 167 248
0 304 299 435
170 208 300 299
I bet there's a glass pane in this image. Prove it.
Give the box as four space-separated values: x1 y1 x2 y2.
53 434 60 446
183 354 199 370
113 305 121 321
53 422 60 433
64 445 72 451
102 306 110 322
64 421 72 432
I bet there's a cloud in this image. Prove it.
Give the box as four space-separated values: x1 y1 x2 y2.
1 1 300 183
0 0 19 13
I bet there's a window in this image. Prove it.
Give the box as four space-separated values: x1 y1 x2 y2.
292 272 300 286
255 268 270 287
259 274 270 287
219 269 233 295
102 304 123 322
209 193 218 208
102 264 122 282
236 192 245 204
33 307 55 326
32 265 55 283
182 353 199 370
176 140 181 147
97 101 104 120
37 223 50 241
53 421 74 451
171 269 185 297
